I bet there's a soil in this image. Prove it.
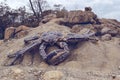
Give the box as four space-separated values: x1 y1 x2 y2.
0 20 120 80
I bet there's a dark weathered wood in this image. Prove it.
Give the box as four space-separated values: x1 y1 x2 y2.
7 31 97 66
19 39 42 54
24 35 40 44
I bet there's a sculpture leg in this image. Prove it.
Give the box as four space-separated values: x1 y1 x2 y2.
57 42 70 52
24 35 39 44
39 42 47 60
29 49 35 65
7 41 41 66
7 51 24 66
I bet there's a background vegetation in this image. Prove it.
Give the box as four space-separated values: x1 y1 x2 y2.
0 0 66 39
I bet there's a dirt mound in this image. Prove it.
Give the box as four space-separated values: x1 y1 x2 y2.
0 20 120 80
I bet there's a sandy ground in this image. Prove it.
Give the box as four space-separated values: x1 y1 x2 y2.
0 20 120 80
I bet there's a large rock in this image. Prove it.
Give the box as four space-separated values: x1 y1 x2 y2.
15 31 28 38
15 25 30 33
41 14 57 24
101 27 111 34
71 24 94 33
15 25 30 39
56 10 67 18
4 27 15 40
42 70 64 80
101 34 112 41
99 18 120 28
0 40 3 45
4 25 30 40
100 23 119 36
99 19 120 35
64 7 99 24
85 7 92 11
70 25 82 33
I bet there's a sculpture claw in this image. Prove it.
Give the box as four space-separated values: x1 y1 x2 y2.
45 49 70 65
7 53 23 66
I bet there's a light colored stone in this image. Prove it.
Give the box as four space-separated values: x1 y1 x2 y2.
44 14 57 19
12 68 23 74
15 25 30 33
115 75 120 80
43 70 64 80
11 68 24 79
118 66 120 70
4 26 30 40
79 28 91 34
64 8 98 24
101 34 112 41
14 25 29 38
112 75 120 80
41 14 57 23
39 62 49 68
0 40 3 45
101 27 111 34
71 25 81 33
15 30 28 38
4 27 15 40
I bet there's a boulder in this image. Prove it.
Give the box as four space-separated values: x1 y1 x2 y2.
101 25 119 36
71 25 82 33
4 27 15 40
85 7 92 11
64 7 98 24
101 34 112 41
0 40 3 45
71 24 94 33
15 31 28 38
14 25 30 38
99 18 120 28
112 75 120 80
41 14 57 24
42 70 64 80
15 25 30 33
101 27 111 34
11 68 24 80
42 10 54 17
56 10 67 18
4 25 30 40
79 28 92 34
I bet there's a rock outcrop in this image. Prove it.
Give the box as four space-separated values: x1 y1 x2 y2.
4 27 15 40
4 25 30 40
64 7 99 24
41 14 57 24
42 70 64 80
101 34 112 41
69 17 120 40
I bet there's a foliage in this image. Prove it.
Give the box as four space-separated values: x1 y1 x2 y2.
0 0 66 39
0 1 46 39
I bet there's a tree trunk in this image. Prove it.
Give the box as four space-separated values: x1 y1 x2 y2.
29 0 39 20
38 0 43 19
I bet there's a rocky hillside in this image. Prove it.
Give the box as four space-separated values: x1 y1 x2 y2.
0 7 120 80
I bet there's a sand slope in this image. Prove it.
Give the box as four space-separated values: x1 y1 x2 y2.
0 21 120 80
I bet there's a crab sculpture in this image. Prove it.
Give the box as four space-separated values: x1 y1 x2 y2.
7 31 96 66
